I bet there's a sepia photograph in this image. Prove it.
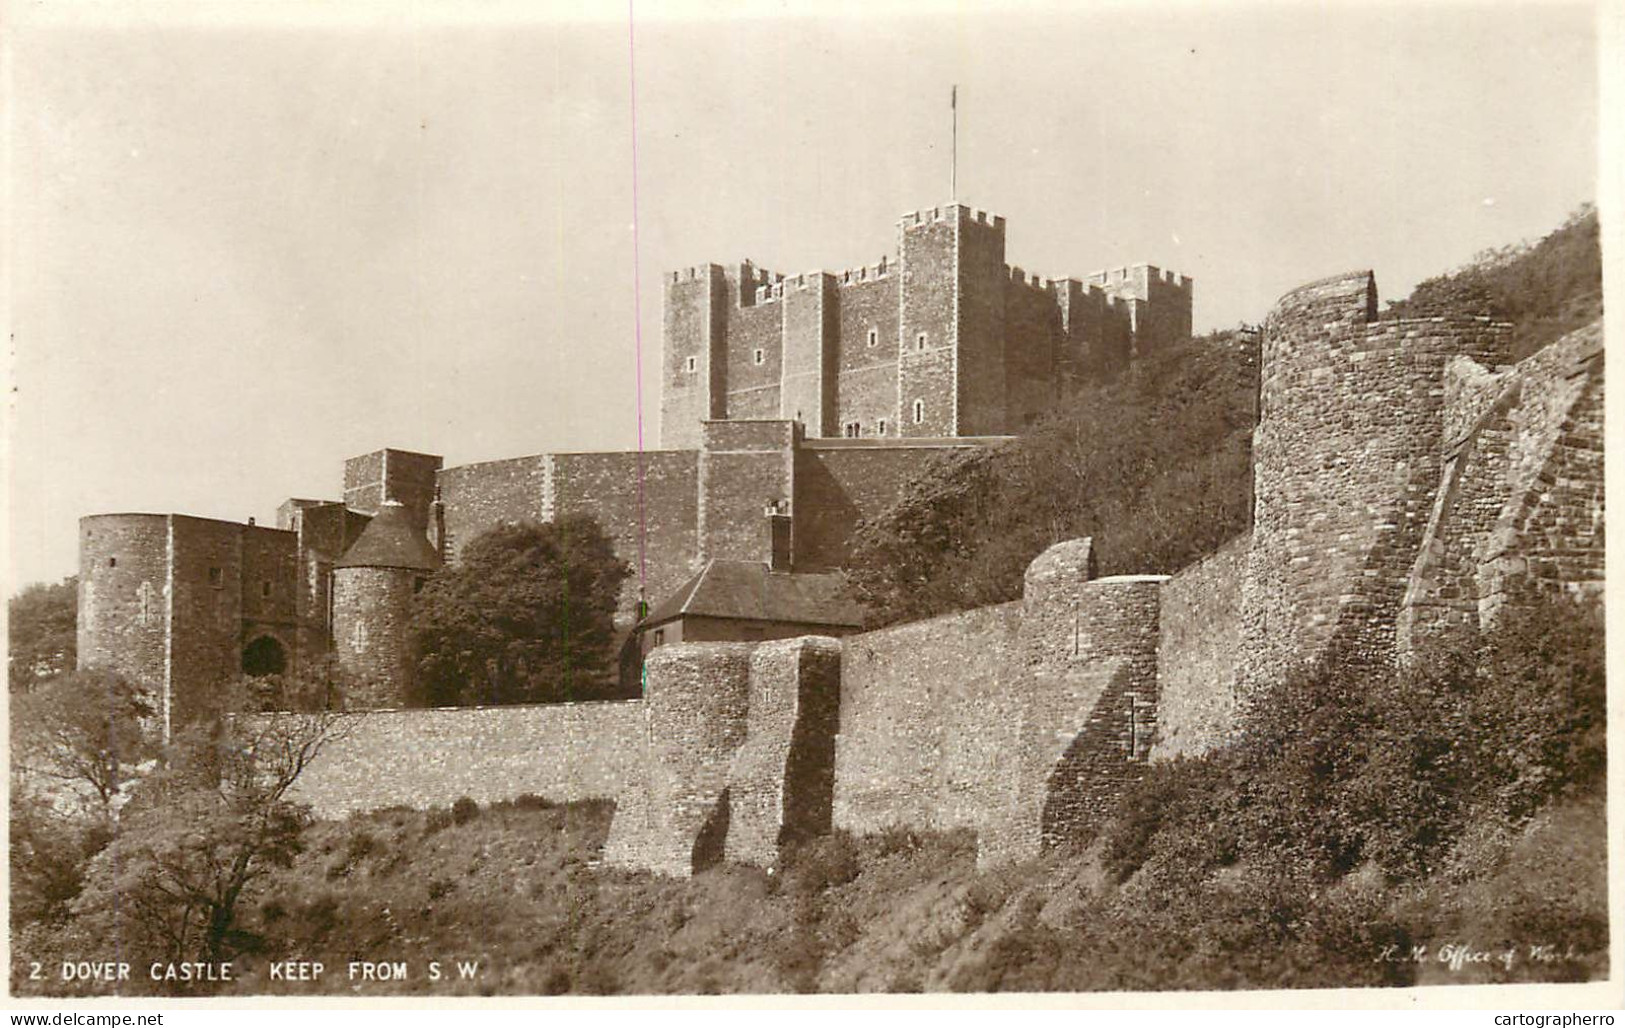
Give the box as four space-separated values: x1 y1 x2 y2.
3 0 1616 1007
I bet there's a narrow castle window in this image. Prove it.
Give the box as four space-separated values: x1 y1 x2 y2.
685 356 697 373
877 419 888 436
208 566 223 589
753 348 765 365
107 557 117 568
916 332 927 351
261 581 272 599
867 327 878 348
913 399 924 424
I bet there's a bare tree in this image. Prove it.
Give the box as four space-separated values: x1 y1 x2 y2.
70 682 360 971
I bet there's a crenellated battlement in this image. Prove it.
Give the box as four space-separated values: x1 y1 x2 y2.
836 256 893 287
1006 265 1056 291
669 263 725 286
899 203 1006 231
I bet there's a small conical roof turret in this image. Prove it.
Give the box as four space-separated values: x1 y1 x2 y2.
336 500 441 571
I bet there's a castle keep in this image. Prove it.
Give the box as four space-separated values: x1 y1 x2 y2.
662 204 1192 446
75 203 1602 877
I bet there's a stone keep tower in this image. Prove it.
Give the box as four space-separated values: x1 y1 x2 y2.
659 203 1193 447
332 500 442 708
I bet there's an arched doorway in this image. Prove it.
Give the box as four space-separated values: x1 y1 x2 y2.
242 635 287 677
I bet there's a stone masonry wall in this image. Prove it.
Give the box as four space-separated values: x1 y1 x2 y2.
167 516 251 728
603 643 754 877
897 208 962 437
555 451 701 621
332 566 418 709
78 514 171 704
792 440 993 570
955 211 1009 436
698 420 796 565
344 449 442 533
661 265 729 449
1243 271 1513 701
833 276 899 436
436 450 700 624
777 273 837 435
1004 274 1060 431
1152 533 1249 761
979 541 1165 867
724 300 786 420
724 637 843 868
1474 321 1605 628
832 602 1025 837
280 700 645 819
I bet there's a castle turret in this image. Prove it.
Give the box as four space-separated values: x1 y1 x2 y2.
332 500 442 708
1241 271 1513 699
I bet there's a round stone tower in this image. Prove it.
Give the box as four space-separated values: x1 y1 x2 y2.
1241 271 1514 696
332 500 441 708
77 513 171 702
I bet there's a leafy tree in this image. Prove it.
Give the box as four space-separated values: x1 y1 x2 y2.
8 577 77 692
9 668 159 816
69 693 355 970
8 787 113 930
846 331 1258 626
409 516 630 707
1385 204 1601 359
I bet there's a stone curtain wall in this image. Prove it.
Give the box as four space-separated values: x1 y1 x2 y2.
1242 271 1513 700
555 451 702 622
832 602 1026 838
281 700 645 819
436 455 554 560
603 644 754 877
698 421 797 565
436 450 701 623
1152 533 1249 760
792 439 998 570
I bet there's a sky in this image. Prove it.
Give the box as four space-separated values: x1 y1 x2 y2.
2 0 1603 590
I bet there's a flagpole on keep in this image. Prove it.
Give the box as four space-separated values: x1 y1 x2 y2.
951 84 958 201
